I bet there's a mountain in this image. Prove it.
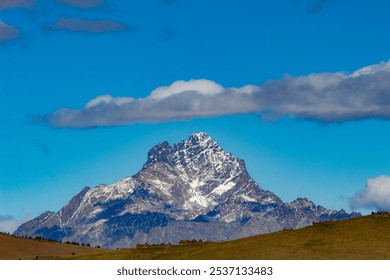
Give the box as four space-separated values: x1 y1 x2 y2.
15 132 359 248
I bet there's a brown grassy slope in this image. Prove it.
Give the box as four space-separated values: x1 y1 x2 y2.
0 233 103 260
63 215 390 260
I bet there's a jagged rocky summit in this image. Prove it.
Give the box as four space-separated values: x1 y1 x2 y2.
15 132 359 248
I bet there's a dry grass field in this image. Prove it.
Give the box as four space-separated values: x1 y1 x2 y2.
2 215 390 260
0 233 103 260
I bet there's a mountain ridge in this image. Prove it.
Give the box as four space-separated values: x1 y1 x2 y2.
15 132 359 248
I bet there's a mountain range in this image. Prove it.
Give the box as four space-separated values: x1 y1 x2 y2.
15 132 359 248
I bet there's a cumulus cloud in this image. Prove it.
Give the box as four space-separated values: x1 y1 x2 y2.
38 59 390 128
350 176 390 211
47 17 128 33
255 60 390 122
0 0 35 10
40 80 258 128
0 20 21 43
56 0 103 9
149 79 224 100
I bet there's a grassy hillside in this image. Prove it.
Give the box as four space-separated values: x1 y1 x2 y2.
0 233 103 260
61 215 390 260
2 215 389 260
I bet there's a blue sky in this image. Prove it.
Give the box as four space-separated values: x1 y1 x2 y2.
1 0 390 232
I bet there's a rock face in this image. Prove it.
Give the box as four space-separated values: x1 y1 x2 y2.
15 132 360 248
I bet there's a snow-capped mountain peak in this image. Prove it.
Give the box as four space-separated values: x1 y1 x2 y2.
187 131 213 146
15 132 360 248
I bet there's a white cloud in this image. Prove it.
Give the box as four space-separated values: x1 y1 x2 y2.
254 59 390 122
39 59 390 128
41 79 259 128
350 60 390 77
85 94 134 108
150 79 224 100
350 175 390 211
